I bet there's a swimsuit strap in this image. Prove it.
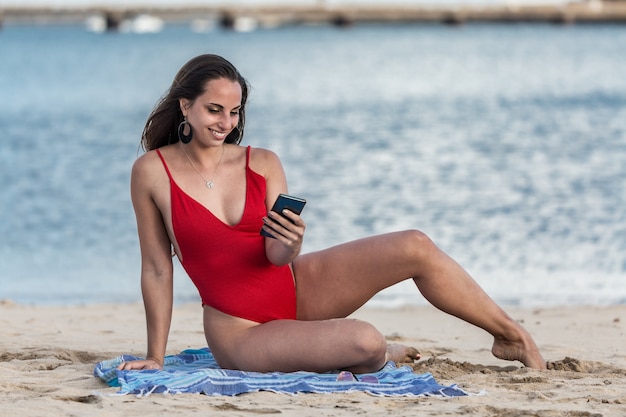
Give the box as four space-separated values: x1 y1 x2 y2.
245 145 251 168
155 149 174 181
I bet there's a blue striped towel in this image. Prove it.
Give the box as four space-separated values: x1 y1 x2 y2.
94 347 467 397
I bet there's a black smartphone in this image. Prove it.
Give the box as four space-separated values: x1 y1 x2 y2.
260 194 307 238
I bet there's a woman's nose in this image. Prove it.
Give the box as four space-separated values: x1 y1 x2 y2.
218 113 235 130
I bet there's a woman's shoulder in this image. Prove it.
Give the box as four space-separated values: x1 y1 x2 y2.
246 146 281 174
130 147 176 188
132 149 161 175
248 146 280 165
133 143 181 168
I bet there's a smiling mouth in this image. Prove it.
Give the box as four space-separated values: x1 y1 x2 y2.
210 129 227 138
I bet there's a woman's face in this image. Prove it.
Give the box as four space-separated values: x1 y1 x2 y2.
181 77 242 146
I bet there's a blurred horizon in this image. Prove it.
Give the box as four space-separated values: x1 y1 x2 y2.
0 0 574 8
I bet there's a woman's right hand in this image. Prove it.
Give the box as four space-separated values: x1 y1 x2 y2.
117 357 163 371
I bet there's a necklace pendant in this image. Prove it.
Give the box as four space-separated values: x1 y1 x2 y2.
206 181 214 189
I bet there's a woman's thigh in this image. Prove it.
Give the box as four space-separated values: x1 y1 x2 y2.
227 317 386 373
293 230 435 321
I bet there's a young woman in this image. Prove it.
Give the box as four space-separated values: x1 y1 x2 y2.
118 54 546 374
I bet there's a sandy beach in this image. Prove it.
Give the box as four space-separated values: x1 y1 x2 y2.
1 300 624 416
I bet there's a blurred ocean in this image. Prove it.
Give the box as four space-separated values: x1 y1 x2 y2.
1 22 625 307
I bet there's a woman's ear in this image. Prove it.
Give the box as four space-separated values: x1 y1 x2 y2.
179 99 190 116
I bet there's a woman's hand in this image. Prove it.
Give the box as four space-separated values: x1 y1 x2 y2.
263 209 305 244
263 209 306 265
117 357 163 371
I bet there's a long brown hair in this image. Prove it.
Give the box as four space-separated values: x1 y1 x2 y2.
141 54 250 151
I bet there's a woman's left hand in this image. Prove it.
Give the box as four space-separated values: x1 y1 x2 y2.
263 209 306 263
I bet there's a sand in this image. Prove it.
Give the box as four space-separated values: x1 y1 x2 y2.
1 300 624 417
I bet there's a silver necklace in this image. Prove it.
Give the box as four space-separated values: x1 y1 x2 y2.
180 144 225 189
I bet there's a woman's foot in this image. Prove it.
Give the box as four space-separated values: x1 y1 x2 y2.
491 323 546 369
385 343 421 364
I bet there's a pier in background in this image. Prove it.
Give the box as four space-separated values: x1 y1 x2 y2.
1 1 626 31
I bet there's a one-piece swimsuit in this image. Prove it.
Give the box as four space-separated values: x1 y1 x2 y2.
156 146 297 323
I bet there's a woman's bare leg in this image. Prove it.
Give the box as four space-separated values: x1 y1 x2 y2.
218 317 388 373
205 301 420 373
292 230 546 369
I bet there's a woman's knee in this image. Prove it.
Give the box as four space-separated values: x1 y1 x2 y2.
349 320 387 363
397 229 438 260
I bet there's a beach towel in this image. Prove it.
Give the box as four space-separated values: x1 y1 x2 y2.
94 347 467 397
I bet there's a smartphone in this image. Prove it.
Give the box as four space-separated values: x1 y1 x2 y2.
260 194 307 238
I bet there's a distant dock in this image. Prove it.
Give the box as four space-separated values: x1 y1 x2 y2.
2 1 626 31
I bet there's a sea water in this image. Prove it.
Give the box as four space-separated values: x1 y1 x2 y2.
1 22 625 307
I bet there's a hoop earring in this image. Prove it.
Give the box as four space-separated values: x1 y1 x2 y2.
178 120 193 144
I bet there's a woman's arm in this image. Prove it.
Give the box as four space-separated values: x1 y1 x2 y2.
255 149 306 266
118 154 174 370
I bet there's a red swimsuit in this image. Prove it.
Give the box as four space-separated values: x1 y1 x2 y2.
156 146 297 323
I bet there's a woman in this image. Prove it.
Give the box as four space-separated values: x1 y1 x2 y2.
119 54 546 374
